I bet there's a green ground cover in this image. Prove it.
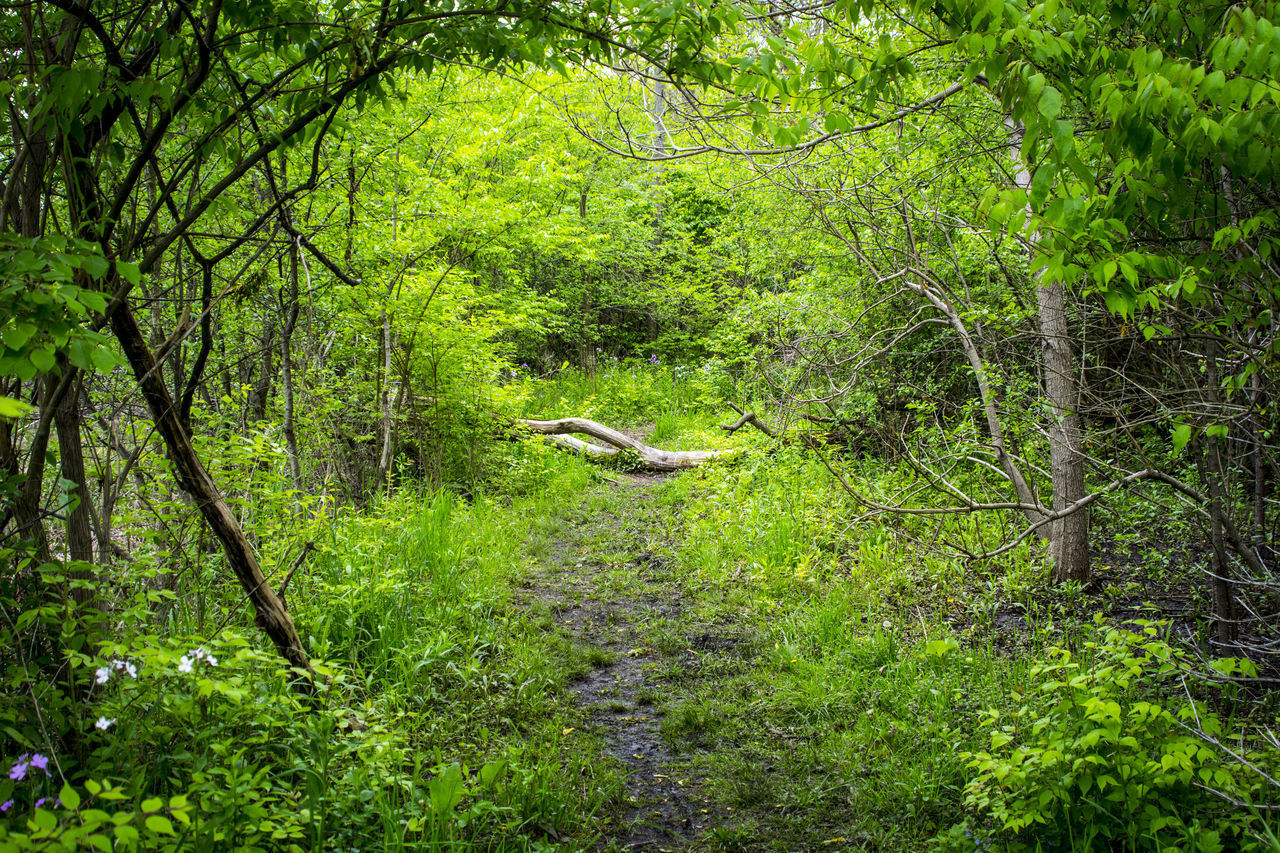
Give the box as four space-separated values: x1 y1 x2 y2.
2 365 1275 851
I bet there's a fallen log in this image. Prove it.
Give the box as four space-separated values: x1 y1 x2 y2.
517 417 737 470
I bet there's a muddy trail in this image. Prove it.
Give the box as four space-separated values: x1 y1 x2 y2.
517 471 743 851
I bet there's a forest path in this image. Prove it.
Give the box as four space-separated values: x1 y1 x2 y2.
517 470 735 851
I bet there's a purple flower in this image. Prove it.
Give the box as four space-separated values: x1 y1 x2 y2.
649 354 660 366
0 800 11 812
9 761 26 781
34 798 44 808
29 754 49 775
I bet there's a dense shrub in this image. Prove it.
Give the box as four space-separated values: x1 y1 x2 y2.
955 622 1271 852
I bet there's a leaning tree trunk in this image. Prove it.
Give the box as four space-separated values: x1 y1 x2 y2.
110 297 314 680
905 277 1047 532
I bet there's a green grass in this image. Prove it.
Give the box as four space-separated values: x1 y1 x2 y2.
30 364 1277 853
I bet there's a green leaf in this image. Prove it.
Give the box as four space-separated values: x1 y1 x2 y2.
479 760 508 786
29 347 56 372
115 261 142 287
144 815 175 836
428 764 465 813
0 396 31 418
89 346 120 373
924 638 959 657
1038 85 1062 119
1171 424 1192 454
60 782 81 811
81 254 108 278
1030 165 1054 207
2 323 35 350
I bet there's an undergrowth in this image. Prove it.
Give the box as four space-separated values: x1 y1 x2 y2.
2 365 1277 851
0 443 614 851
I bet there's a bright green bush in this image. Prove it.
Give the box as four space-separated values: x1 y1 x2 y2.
957 621 1272 852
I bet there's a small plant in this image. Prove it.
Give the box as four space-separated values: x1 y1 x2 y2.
661 700 719 746
651 407 681 444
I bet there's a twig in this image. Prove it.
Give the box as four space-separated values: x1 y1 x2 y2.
278 542 317 606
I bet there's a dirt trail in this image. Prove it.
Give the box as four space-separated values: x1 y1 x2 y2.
520 471 729 851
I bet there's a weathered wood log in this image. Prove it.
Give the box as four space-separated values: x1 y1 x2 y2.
517 417 736 470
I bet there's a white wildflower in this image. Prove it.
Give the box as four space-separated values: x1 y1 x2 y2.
95 667 110 685
95 717 115 731
177 656 193 673
882 620 892 630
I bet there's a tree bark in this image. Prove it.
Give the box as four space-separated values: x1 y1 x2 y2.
1008 118 1090 583
281 237 303 490
1037 278 1090 583
54 367 95 587
1204 340 1238 644
374 305 395 495
518 418 736 469
109 298 313 680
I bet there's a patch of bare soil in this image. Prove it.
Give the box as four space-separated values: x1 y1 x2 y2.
521 475 729 851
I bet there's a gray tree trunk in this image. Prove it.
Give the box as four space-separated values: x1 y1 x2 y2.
1009 119 1090 583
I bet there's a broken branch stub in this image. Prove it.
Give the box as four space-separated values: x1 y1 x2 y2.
718 403 777 438
516 418 736 470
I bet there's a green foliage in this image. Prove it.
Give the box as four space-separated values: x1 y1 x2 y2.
0 781 191 853
960 622 1269 851
0 441 616 851
0 234 120 412
6 0 1280 848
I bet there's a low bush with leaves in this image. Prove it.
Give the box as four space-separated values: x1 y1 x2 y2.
956 621 1272 852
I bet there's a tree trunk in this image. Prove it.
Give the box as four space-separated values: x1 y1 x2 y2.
249 326 274 424
4 376 60 563
1204 340 1238 644
110 299 313 680
1008 118 1090 583
54 367 96 601
282 237 303 490
373 145 399 496
374 306 395 495
1037 278 1090 583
